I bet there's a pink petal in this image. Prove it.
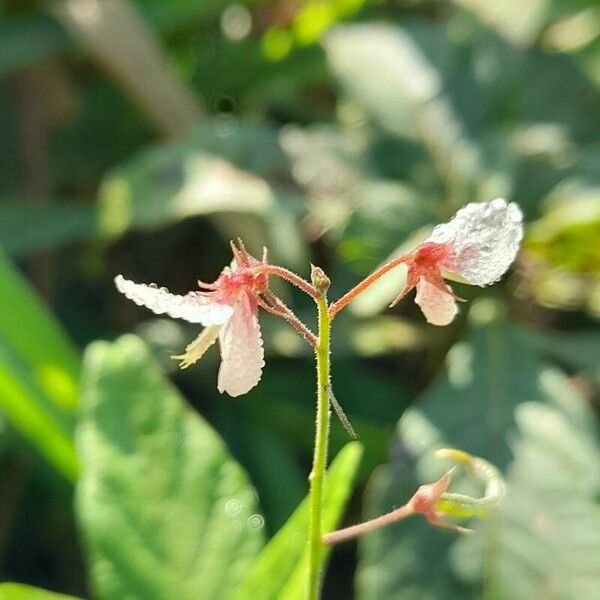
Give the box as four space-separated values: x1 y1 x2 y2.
114 275 233 325
217 292 265 397
414 278 458 326
426 198 523 286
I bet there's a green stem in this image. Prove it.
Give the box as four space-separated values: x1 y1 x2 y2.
307 296 331 599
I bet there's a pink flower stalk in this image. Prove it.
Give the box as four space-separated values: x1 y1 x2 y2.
322 467 468 545
394 198 523 325
114 244 267 397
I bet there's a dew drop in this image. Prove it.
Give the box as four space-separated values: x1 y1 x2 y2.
247 513 265 530
221 4 252 41
225 498 243 517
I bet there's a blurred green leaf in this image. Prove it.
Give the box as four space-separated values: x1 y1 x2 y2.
136 0 229 33
325 22 485 203
188 41 327 114
232 441 362 600
519 327 600 372
0 251 79 479
77 335 264 600
50 80 151 188
242 391 388 483
254 360 410 426
339 183 435 272
512 52 600 145
526 187 600 274
98 120 306 266
0 16 70 75
451 378 600 599
357 299 600 599
450 0 549 46
0 583 81 600
0 201 96 257
215 412 306 533
522 183 600 314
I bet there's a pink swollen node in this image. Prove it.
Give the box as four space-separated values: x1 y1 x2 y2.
114 248 267 397
395 198 523 325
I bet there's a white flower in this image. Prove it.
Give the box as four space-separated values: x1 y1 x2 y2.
115 248 267 397
394 199 523 325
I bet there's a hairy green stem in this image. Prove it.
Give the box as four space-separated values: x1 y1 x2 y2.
307 296 331 599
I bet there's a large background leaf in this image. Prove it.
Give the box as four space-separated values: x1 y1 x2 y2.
233 441 362 600
76 335 265 599
0 251 79 479
0 583 81 600
0 201 96 258
357 300 600 599
98 120 307 266
451 385 600 599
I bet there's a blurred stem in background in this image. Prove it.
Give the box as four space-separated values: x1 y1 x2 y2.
14 62 54 297
50 0 203 138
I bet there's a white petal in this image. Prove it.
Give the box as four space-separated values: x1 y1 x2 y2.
414 278 458 326
217 292 264 397
115 275 233 325
171 326 221 369
427 198 523 286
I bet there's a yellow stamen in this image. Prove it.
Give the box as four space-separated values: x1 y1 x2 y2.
171 325 221 369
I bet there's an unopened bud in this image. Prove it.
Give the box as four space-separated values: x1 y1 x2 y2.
310 264 331 295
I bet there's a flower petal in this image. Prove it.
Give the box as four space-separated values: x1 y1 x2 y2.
115 275 233 325
217 292 264 397
171 325 221 369
427 198 523 286
414 277 458 326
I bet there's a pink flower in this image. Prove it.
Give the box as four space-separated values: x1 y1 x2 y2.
114 246 267 397
394 198 523 325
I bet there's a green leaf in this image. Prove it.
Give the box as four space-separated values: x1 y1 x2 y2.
98 120 306 267
451 381 600 599
357 299 600 599
77 335 265 600
0 16 70 75
233 441 362 600
324 23 485 202
518 327 600 372
450 0 549 46
215 411 306 532
0 251 79 480
136 0 229 33
0 201 97 258
339 182 435 272
526 187 600 274
0 583 81 600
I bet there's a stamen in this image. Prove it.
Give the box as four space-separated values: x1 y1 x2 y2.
171 326 221 369
230 240 243 265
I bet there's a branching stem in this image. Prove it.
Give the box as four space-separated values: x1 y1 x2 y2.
260 265 320 301
328 254 409 318
258 291 317 347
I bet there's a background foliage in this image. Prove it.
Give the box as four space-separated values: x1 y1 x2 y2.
0 0 599 598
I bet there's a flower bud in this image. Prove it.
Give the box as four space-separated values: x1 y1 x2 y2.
310 264 331 295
